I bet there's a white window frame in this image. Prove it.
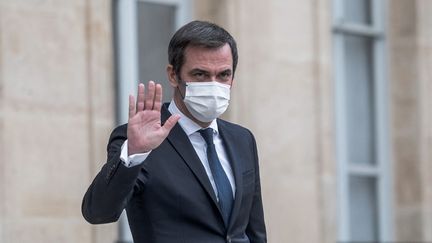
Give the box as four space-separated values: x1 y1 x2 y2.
116 0 192 124
332 0 393 241
114 1 192 242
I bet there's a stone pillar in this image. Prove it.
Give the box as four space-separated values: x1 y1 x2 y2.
389 0 425 241
417 0 432 241
196 0 336 242
0 0 116 242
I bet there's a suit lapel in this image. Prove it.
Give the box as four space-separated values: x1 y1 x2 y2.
217 120 244 230
161 105 222 215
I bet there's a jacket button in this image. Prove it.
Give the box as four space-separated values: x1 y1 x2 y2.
226 235 232 243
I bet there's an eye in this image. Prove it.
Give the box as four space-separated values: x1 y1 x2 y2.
219 71 232 81
194 72 205 78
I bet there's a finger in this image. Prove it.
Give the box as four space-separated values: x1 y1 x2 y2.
154 83 163 111
137 83 145 111
161 114 180 135
129 95 136 119
145 81 156 110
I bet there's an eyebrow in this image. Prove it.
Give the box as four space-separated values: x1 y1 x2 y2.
219 69 232 75
189 68 232 74
189 68 210 75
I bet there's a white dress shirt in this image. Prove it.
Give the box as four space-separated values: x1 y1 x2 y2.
119 100 236 198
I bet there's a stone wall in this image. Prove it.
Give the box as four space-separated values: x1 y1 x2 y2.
389 0 432 241
417 0 432 240
0 0 116 242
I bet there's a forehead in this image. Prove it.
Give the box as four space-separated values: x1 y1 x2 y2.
182 44 233 71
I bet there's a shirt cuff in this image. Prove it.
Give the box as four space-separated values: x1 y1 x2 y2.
120 140 151 167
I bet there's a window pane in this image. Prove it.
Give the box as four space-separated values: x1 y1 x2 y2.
344 0 372 25
349 176 379 241
137 2 176 102
344 35 375 165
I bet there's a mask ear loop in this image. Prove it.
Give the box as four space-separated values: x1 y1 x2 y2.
176 78 187 100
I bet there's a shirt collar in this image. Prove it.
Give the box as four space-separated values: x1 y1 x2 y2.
168 100 219 136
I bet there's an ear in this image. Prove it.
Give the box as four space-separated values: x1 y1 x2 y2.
167 65 178 88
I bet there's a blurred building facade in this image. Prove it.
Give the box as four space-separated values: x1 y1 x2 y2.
0 0 431 242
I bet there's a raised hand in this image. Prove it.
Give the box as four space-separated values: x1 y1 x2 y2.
127 81 180 155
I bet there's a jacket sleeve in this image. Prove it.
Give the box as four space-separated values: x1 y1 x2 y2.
81 124 143 224
245 131 267 243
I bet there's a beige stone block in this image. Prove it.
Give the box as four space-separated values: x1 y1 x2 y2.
1 1 88 113
87 0 115 122
313 1 337 242
89 119 115 173
3 110 91 219
393 139 422 206
0 115 4 243
91 223 118 243
389 0 418 39
390 46 423 207
388 0 432 240
395 207 424 241
3 219 92 243
241 63 317 175
82 1 117 241
417 1 432 240
424 209 432 241
262 175 320 243
194 0 232 26
417 0 432 41
86 0 116 178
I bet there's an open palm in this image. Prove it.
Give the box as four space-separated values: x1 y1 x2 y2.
127 81 180 155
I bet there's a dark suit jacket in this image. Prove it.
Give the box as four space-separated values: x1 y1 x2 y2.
82 104 266 243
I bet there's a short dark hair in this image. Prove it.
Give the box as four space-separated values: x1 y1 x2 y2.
168 20 238 78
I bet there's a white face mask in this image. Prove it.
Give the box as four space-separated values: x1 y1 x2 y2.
182 81 231 122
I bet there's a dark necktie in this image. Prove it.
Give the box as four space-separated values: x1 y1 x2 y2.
199 128 234 226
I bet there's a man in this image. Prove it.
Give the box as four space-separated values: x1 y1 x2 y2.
82 20 266 243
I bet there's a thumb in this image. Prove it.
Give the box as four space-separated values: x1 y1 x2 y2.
161 114 180 135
